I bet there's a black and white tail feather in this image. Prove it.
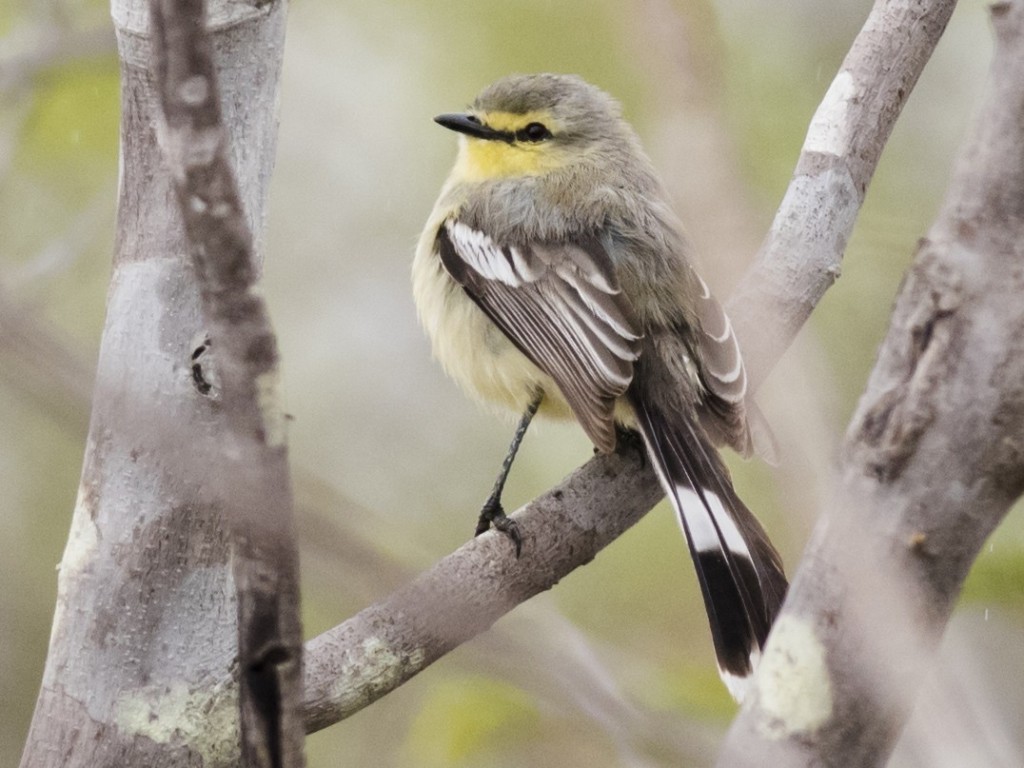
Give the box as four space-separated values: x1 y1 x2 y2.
666 273 788 696
630 389 786 699
435 217 787 699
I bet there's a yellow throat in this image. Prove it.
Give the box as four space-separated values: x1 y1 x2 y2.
451 110 567 182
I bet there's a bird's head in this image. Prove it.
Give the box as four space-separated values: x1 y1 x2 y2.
436 74 632 183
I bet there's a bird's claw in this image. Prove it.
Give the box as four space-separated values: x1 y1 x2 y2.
476 499 522 558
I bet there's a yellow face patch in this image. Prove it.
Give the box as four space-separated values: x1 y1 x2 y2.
481 109 553 132
450 109 566 182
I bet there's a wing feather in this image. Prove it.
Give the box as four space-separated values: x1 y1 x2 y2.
438 219 642 451
693 274 746 404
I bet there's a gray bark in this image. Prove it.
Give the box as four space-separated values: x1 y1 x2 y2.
302 447 661 731
18 0 291 765
148 0 303 763
728 0 957 388
717 2 1024 764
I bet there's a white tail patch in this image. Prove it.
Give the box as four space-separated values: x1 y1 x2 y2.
674 485 754 560
720 647 761 704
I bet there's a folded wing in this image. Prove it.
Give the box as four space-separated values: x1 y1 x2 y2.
437 219 643 451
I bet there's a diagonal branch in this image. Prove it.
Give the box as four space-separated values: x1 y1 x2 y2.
301 0 959 731
727 0 957 386
303 447 660 731
717 2 1024 764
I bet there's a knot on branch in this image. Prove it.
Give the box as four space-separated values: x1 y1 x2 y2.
191 333 219 397
848 247 962 482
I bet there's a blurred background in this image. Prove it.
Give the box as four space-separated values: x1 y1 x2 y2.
2 0 1023 765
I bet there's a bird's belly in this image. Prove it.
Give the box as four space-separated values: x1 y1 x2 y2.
412 248 572 420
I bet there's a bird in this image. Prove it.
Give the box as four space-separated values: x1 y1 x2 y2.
412 73 787 699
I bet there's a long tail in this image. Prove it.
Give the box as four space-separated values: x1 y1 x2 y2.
629 393 787 701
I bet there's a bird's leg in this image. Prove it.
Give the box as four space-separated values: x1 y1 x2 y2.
476 392 542 557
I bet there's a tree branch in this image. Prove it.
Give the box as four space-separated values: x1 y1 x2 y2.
303 447 659 731
728 0 957 387
300 0 959 730
149 0 303 764
19 0 293 764
717 2 1024 764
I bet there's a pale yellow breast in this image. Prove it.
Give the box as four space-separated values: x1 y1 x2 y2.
412 213 573 421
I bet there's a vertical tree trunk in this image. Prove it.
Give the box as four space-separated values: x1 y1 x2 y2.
19 0 290 765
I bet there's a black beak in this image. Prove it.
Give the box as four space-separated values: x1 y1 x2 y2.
434 113 506 141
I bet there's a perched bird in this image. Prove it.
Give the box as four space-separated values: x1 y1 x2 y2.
413 73 786 698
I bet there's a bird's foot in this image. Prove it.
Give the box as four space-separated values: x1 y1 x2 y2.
475 498 522 558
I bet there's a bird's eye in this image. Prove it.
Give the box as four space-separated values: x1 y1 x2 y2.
518 122 552 142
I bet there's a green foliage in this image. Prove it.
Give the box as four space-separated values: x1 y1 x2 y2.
402 676 541 766
0 58 118 345
18 59 119 201
962 509 1024 608
660 661 737 721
